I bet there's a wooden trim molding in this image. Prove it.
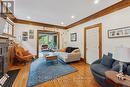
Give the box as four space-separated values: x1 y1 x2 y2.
1 0 130 30
37 30 60 57
58 32 60 49
66 0 130 29
14 19 66 29
84 23 102 63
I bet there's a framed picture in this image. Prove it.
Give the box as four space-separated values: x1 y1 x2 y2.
29 30 34 39
108 26 130 38
22 37 28 41
22 32 28 36
70 33 77 42
22 32 28 41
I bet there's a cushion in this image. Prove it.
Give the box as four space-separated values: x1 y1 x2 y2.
101 54 114 68
71 49 80 53
66 47 78 53
59 48 66 52
108 52 113 58
91 64 110 76
23 51 31 56
112 61 119 67
112 64 119 72
17 50 23 56
19 46 29 56
112 63 127 73
127 65 130 76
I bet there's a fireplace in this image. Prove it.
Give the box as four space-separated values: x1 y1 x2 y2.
0 37 9 86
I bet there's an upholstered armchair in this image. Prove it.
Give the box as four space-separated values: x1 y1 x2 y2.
15 45 33 64
55 47 81 63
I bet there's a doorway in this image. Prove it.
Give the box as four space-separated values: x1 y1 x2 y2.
84 23 102 64
37 30 60 57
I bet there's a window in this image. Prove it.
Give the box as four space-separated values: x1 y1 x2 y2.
41 35 49 45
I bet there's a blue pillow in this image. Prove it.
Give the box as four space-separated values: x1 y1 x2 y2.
101 54 114 68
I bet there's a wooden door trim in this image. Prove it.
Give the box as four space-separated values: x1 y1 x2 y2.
37 30 60 57
84 23 102 63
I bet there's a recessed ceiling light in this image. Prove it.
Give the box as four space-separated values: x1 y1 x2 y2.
94 0 100 4
61 22 64 25
71 15 75 19
26 16 31 19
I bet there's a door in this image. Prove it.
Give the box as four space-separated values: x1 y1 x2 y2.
86 27 99 64
84 23 102 64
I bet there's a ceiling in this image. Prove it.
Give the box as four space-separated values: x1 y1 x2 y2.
14 0 121 26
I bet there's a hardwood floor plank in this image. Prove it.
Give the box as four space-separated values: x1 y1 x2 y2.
11 61 100 87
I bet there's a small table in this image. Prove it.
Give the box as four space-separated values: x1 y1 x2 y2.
45 52 58 64
105 71 130 87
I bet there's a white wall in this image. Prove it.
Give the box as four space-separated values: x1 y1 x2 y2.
14 7 130 62
14 23 66 55
66 7 130 61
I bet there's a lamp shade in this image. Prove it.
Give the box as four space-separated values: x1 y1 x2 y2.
114 47 130 63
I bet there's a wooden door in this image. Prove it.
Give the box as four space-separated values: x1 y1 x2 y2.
84 23 102 64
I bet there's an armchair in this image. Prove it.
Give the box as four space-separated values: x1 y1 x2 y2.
15 44 33 64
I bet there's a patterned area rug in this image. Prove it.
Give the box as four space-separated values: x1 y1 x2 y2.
27 58 77 87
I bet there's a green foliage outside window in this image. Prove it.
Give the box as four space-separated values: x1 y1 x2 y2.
39 35 48 45
39 34 57 49
42 35 48 45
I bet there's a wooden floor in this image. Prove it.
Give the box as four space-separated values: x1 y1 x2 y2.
10 61 101 87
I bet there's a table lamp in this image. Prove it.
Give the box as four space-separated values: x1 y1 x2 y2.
114 47 130 80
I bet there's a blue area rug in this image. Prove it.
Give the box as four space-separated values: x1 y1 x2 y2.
27 58 77 87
